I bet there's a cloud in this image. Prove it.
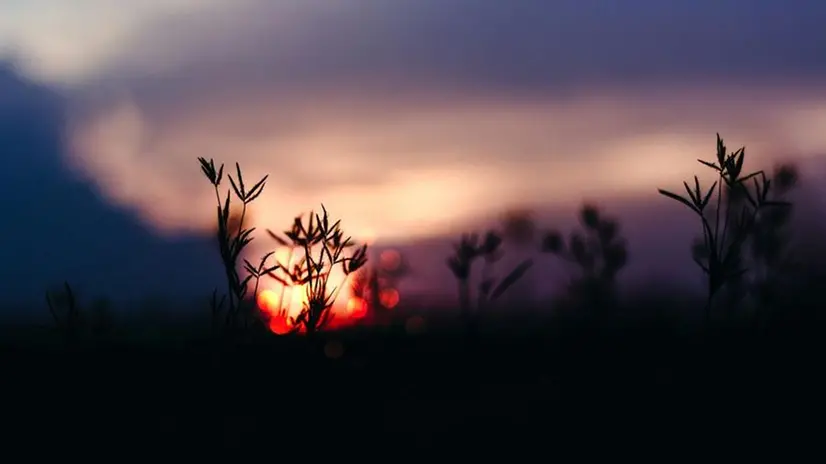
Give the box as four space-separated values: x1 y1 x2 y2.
0 62 223 310
91 0 826 96
67 81 826 242
0 0 222 84
24 0 826 301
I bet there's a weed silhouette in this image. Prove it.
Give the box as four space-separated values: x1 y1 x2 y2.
266 205 368 334
657 134 790 327
446 230 533 328
501 208 537 248
691 162 799 323
198 157 276 335
541 203 627 311
45 281 81 342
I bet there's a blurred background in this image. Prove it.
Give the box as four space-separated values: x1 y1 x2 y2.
3 0 826 322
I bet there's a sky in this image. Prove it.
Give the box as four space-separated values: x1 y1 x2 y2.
3 0 826 314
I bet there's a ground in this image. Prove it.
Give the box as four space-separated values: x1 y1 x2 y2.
2 321 824 457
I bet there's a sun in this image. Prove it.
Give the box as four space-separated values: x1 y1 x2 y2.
253 246 362 333
346 296 368 319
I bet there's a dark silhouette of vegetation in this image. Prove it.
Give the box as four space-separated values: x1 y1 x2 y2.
198 157 274 334
541 204 628 311
657 134 791 326
500 208 537 248
265 206 369 334
45 281 81 342
11 133 826 454
690 162 799 323
31 134 820 338
446 230 534 333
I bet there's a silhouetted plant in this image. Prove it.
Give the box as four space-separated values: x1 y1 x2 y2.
541 204 628 310
657 134 790 326
691 162 799 320
749 165 797 276
501 208 537 248
499 208 540 303
198 157 278 333
266 205 368 334
45 281 82 342
446 230 534 322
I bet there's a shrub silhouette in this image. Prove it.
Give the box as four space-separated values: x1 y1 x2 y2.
657 134 791 326
541 204 628 311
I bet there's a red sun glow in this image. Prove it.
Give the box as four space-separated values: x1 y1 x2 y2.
257 289 293 334
253 246 368 334
347 296 368 319
268 313 292 335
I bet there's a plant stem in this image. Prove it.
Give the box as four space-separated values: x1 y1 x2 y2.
714 172 723 257
277 247 294 315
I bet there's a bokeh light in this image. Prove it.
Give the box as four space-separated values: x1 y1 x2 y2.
379 249 402 272
268 314 292 335
257 289 293 334
379 288 400 309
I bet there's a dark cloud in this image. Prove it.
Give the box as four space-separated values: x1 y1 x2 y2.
0 62 222 312
97 0 826 100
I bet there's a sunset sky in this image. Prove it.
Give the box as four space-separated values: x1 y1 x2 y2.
3 0 826 312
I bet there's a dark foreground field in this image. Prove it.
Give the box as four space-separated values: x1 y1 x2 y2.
3 315 825 458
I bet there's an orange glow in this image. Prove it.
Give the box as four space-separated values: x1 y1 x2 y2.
268 313 292 335
379 288 400 309
347 296 368 319
257 289 293 334
379 249 401 271
257 289 279 314
250 243 366 334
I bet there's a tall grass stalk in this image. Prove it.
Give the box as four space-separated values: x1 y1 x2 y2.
657 134 790 328
197 158 277 334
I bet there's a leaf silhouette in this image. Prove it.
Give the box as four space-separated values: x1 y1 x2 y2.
489 259 534 301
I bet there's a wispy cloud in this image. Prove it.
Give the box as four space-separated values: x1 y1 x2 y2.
68 84 826 242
